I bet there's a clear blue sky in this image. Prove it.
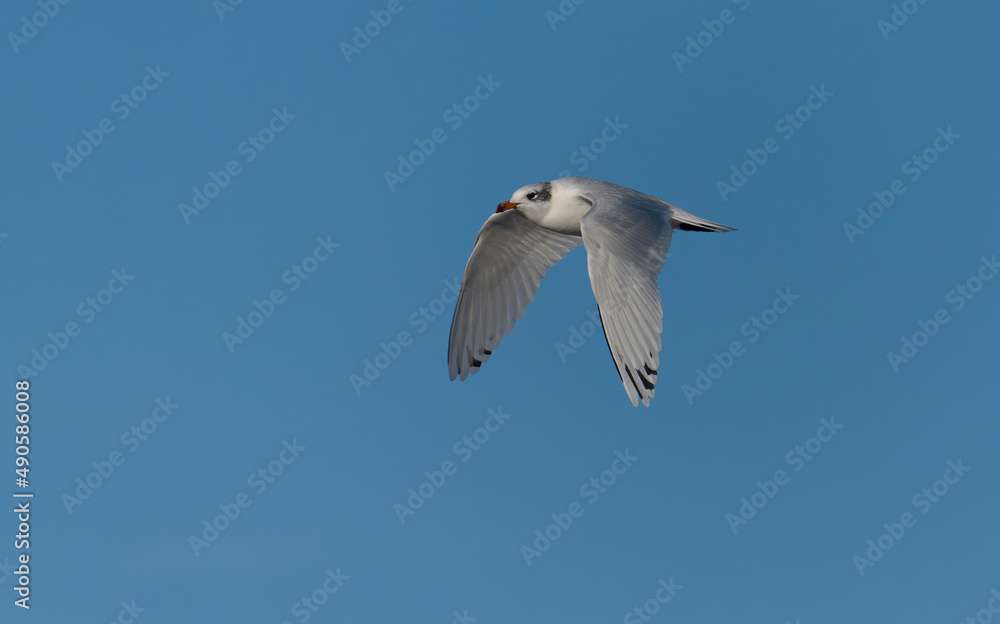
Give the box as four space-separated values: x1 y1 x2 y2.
2 1 999 622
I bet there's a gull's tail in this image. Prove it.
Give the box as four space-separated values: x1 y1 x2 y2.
668 205 736 232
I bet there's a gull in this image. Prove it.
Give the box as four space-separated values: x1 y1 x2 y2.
447 177 735 407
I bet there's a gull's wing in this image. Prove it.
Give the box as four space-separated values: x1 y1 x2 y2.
448 209 582 381
579 191 673 407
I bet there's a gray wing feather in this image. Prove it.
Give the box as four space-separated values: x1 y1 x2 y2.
448 210 582 380
579 189 673 407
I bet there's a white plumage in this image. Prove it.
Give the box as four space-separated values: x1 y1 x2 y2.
448 177 735 407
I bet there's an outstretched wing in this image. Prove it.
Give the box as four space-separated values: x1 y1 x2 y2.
579 194 673 407
448 210 582 380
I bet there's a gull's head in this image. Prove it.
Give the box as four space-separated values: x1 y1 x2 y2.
495 182 554 218
495 178 591 235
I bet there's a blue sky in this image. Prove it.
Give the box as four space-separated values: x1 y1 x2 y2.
2 1 999 622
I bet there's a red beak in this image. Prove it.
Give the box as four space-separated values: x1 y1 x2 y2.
495 201 520 214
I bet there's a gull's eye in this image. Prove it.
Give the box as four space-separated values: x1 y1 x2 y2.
526 192 538 200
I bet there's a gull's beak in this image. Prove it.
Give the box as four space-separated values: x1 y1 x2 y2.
495 201 520 214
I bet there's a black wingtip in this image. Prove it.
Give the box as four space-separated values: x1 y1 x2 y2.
596 306 624 384
676 222 736 232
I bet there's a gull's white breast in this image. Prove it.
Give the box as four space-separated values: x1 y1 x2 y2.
534 178 594 235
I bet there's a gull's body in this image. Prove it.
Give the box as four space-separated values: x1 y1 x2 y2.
447 177 734 407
